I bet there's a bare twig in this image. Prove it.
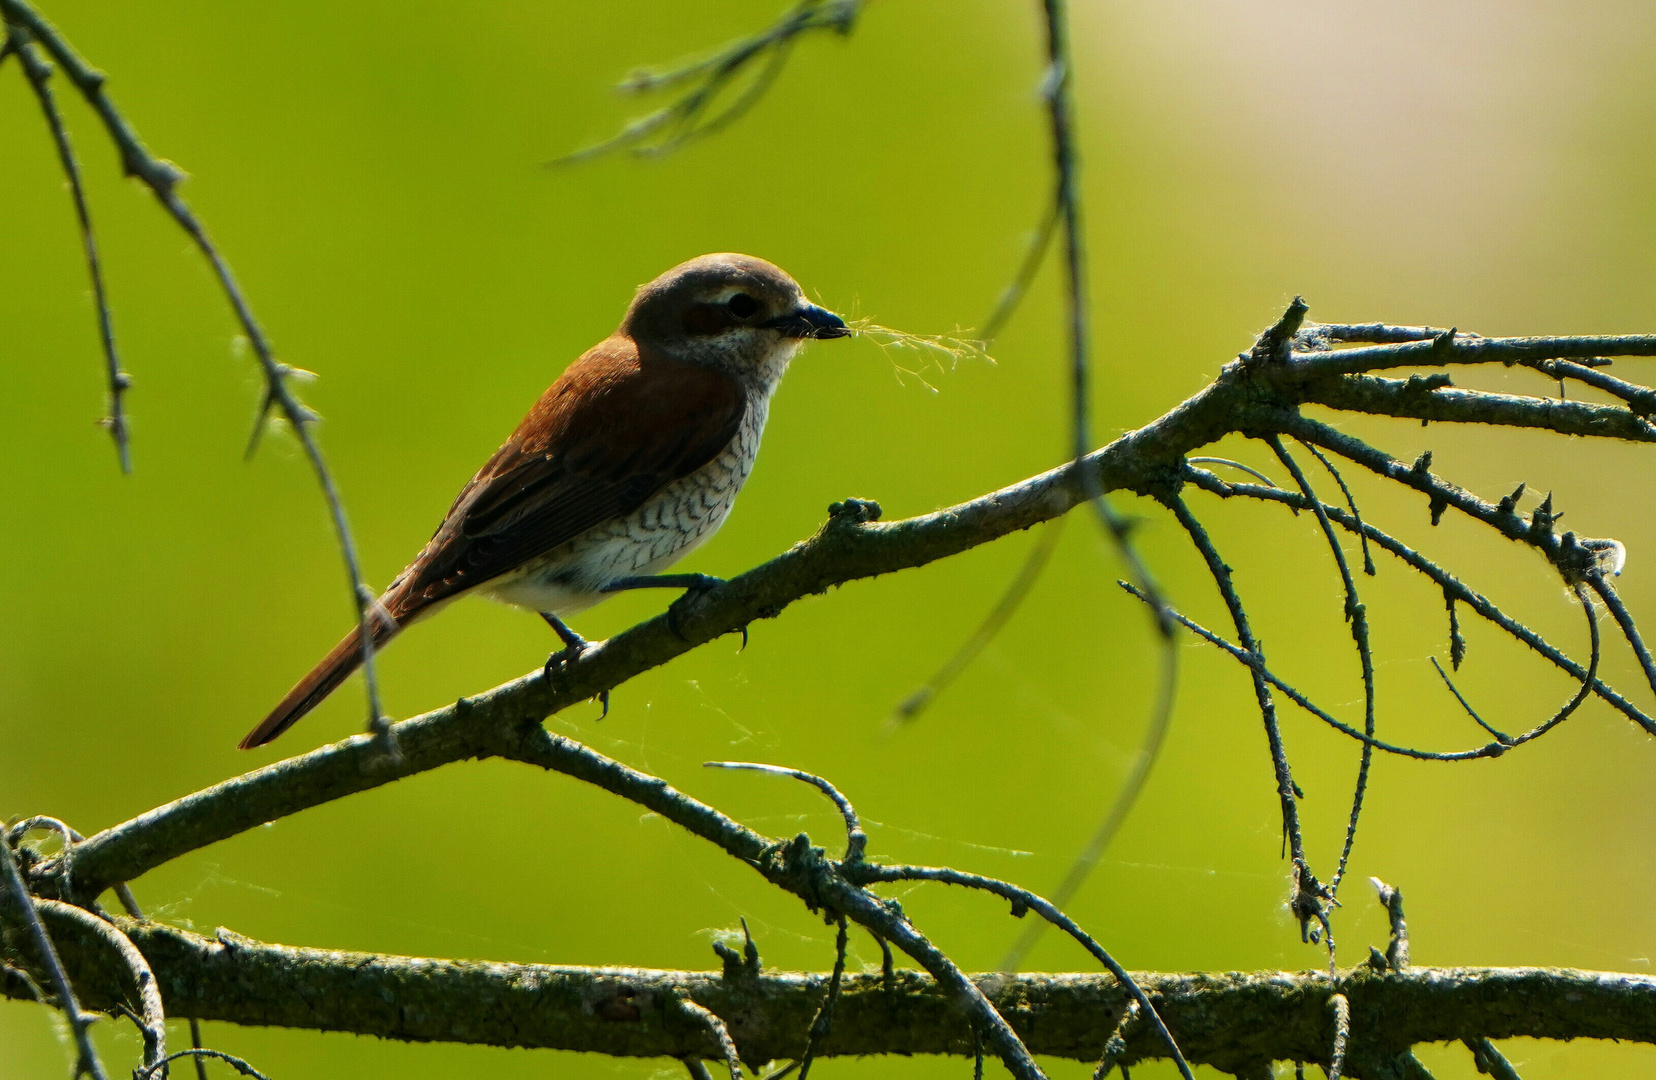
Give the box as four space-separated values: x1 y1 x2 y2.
4 22 131 471
1120 583 1503 762
890 519 1064 726
1429 657 1513 744
704 761 867 862
1162 492 1328 942
1371 878 1409 971
553 0 860 163
0 0 388 741
1188 457 1281 489
796 916 848 1080
1299 442 1373 575
1186 468 1654 734
1586 575 1656 702
980 199 1061 345
136 1048 272 1080
1092 998 1139 1079
0 828 109 1080
1268 436 1375 898
852 862 1194 1080
37 899 165 1072
676 992 743 1080
998 639 1178 970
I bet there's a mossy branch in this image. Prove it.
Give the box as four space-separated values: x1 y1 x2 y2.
8 914 1656 1078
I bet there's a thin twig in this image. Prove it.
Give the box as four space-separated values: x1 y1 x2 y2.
1516 357 1656 416
0 830 110 1080
1187 457 1281 489
37 899 165 1072
705 761 866 862
6 25 131 471
1268 436 1374 897
1162 493 1327 941
189 1018 211 1080
999 636 1178 970
797 916 848 1080
1586 575 1656 702
980 199 1061 344
853 861 1194 1080
1371 878 1409 971
0 0 388 742
135 1049 272 1080
1298 442 1373 575
552 0 860 163
1093 998 1140 1079
1186 468 1655 734
676 993 743 1080
1119 584 1501 761
1429 657 1513 744
890 519 1063 726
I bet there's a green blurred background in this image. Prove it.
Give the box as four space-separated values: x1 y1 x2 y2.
4 1 1656 1076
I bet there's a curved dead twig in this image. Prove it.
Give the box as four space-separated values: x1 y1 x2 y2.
1186 468 1654 735
4 23 131 471
0 829 110 1080
0 0 389 742
37 899 165 1073
704 761 866 863
1120 583 1503 763
1267 436 1375 897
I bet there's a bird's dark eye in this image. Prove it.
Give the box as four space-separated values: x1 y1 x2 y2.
726 293 760 319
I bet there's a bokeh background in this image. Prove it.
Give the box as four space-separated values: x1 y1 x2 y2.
5 1 1656 1076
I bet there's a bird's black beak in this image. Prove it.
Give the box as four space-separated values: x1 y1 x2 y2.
765 303 850 340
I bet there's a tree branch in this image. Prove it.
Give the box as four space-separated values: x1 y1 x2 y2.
5 916 1653 1078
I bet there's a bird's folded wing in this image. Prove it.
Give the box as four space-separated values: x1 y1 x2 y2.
391 338 746 614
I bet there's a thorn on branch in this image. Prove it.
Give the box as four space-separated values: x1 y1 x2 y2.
711 918 759 980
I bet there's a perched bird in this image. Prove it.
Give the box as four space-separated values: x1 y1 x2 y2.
241 253 848 749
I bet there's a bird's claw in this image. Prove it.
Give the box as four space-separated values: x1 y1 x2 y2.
542 639 590 681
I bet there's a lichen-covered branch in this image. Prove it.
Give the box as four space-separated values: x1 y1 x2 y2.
4 915 1653 1079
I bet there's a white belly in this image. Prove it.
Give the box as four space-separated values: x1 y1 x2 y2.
483 401 766 617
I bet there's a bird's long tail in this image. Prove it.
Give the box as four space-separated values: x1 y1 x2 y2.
239 611 401 749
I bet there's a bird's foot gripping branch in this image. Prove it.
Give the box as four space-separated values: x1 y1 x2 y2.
8 300 1656 1076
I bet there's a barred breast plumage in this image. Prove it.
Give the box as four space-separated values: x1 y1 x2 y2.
488 397 770 616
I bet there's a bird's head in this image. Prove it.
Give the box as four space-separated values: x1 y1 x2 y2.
622 253 848 386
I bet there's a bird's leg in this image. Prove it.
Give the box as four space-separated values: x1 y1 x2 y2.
540 613 609 718
600 573 733 644
601 573 727 594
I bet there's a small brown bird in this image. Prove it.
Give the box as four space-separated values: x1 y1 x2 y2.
241 253 847 749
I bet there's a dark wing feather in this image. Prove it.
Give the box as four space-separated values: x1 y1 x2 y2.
387 336 745 616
